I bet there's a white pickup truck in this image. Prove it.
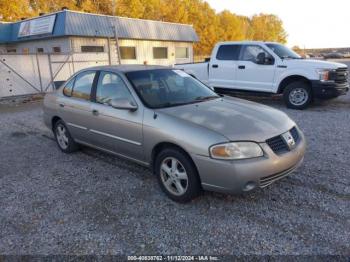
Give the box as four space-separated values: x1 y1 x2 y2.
175 41 349 109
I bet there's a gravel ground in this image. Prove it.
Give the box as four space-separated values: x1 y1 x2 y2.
0 92 349 256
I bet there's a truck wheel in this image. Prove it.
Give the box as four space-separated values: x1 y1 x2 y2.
155 148 201 203
283 81 312 109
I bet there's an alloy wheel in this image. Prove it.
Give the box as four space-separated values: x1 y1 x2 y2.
56 124 69 150
160 157 189 196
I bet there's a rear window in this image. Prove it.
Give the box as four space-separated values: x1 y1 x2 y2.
63 78 75 97
71 71 96 100
216 45 241 60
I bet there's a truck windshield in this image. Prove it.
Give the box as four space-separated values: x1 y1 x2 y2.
266 43 301 59
126 69 219 109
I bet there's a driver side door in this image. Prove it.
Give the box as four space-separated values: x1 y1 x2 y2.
235 45 276 92
88 71 144 162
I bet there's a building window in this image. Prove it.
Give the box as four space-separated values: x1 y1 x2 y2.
22 48 29 54
37 48 44 53
52 47 61 53
6 48 16 53
153 47 168 59
175 47 189 59
81 46 104 53
120 46 136 60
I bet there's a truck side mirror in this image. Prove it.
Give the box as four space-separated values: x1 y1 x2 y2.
256 52 266 64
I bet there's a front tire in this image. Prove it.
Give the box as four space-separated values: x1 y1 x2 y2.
54 120 79 153
283 81 313 110
155 148 201 203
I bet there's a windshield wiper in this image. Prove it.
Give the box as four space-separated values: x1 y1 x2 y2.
194 95 219 101
281 55 302 59
155 101 192 108
155 96 219 108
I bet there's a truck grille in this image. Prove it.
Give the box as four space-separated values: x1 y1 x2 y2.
330 68 349 84
266 127 300 155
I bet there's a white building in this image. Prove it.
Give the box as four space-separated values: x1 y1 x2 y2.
0 10 199 65
0 10 199 97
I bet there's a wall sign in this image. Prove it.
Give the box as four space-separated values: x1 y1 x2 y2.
18 15 56 37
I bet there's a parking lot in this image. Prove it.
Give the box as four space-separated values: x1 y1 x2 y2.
0 80 349 255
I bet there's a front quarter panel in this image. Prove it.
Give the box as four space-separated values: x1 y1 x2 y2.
142 108 228 163
276 67 317 90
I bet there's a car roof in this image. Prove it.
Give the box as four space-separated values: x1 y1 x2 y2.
79 65 170 74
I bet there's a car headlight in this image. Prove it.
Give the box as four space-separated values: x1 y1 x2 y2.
209 142 263 160
316 69 334 82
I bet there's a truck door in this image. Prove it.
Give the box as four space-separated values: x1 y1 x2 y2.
235 45 276 92
209 44 241 89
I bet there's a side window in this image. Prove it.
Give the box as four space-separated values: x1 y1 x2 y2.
71 71 96 100
216 45 241 60
240 45 272 63
63 78 75 97
96 72 133 105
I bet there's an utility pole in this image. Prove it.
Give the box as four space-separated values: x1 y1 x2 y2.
112 0 116 16
113 25 122 65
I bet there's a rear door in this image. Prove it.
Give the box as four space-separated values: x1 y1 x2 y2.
88 71 144 161
209 44 241 88
57 70 97 143
235 45 276 92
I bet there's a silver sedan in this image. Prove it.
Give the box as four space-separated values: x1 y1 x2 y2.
43 65 306 202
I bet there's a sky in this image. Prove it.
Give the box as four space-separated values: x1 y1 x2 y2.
206 0 349 49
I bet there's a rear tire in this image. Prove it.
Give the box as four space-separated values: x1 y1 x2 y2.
54 120 79 153
283 81 313 110
155 148 201 203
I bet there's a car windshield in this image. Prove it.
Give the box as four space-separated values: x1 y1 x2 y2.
266 43 301 59
125 69 219 108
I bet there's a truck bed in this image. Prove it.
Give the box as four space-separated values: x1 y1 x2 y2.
174 62 210 85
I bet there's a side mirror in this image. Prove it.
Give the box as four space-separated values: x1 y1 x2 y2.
109 98 138 111
256 52 266 64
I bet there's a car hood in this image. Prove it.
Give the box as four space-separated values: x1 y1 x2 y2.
285 59 347 69
157 97 295 142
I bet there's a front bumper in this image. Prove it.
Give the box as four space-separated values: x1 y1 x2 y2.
191 131 306 194
311 80 349 99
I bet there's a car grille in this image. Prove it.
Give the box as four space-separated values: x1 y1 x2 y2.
290 126 299 142
330 67 349 84
259 165 297 188
266 127 300 155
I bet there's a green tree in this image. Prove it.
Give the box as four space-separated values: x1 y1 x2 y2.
0 0 31 21
0 0 289 55
250 13 287 43
217 10 245 41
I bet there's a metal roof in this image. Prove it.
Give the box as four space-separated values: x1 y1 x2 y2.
0 10 199 43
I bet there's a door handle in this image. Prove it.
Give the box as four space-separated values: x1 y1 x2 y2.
238 65 245 69
59 103 65 108
92 109 99 115
212 64 218 68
